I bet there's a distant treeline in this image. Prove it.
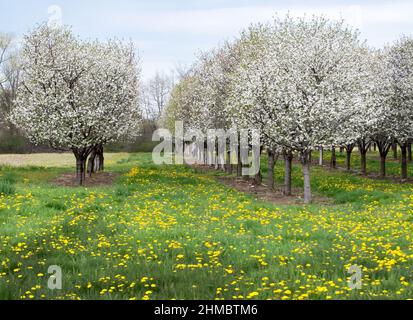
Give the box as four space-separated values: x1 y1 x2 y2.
0 122 158 154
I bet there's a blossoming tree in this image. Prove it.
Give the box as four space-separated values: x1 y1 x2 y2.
228 16 366 203
226 24 285 190
387 37 413 179
10 24 141 185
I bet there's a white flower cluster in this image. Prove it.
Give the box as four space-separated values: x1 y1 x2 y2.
9 24 142 151
163 15 413 202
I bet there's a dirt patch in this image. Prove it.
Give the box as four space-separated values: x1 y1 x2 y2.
53 172 119 187
217 176 332 205
191 164 333 205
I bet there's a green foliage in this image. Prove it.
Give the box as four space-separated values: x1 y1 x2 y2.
0 134 31 154
0 181 15 195
0 170 16 195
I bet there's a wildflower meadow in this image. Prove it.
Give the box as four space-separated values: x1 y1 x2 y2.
0 152 412 300
2 1 413 308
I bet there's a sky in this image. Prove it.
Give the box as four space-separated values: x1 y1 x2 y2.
1 0 413 80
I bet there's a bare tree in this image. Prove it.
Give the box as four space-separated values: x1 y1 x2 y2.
140 85 153 120
142 71 172 121
0 33 20 131
173 62 191 80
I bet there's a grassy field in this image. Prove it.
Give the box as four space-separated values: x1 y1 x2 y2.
0 151 412 300
0 152 129 167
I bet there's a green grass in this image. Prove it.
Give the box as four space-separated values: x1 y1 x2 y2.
0 151 412 300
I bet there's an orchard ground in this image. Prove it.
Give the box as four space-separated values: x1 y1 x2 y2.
0 151 412 300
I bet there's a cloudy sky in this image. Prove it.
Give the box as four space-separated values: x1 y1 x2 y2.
1 0 413 79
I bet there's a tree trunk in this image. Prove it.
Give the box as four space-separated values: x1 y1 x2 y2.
400 143 408 180
204 143 207 165
376 140 391 178
236 145 242 177
87 148 96 177
253 170 262 185
236 133 242 177
82 158 87 182
360 152 367 176
408 142 412 163
373 143 376 152
267 150 276 190
225 149 232 173
330 146 336 169
339 146 344 153
237 157 242 177
392 141 398 160
345 143 355 171
215 139 221 170
95 144 104 172
379 154 386 177
318 147 323 166
284 151 293 196
357 140 370 176
346 150 351 171
74 152 87 186
301 151 312 204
